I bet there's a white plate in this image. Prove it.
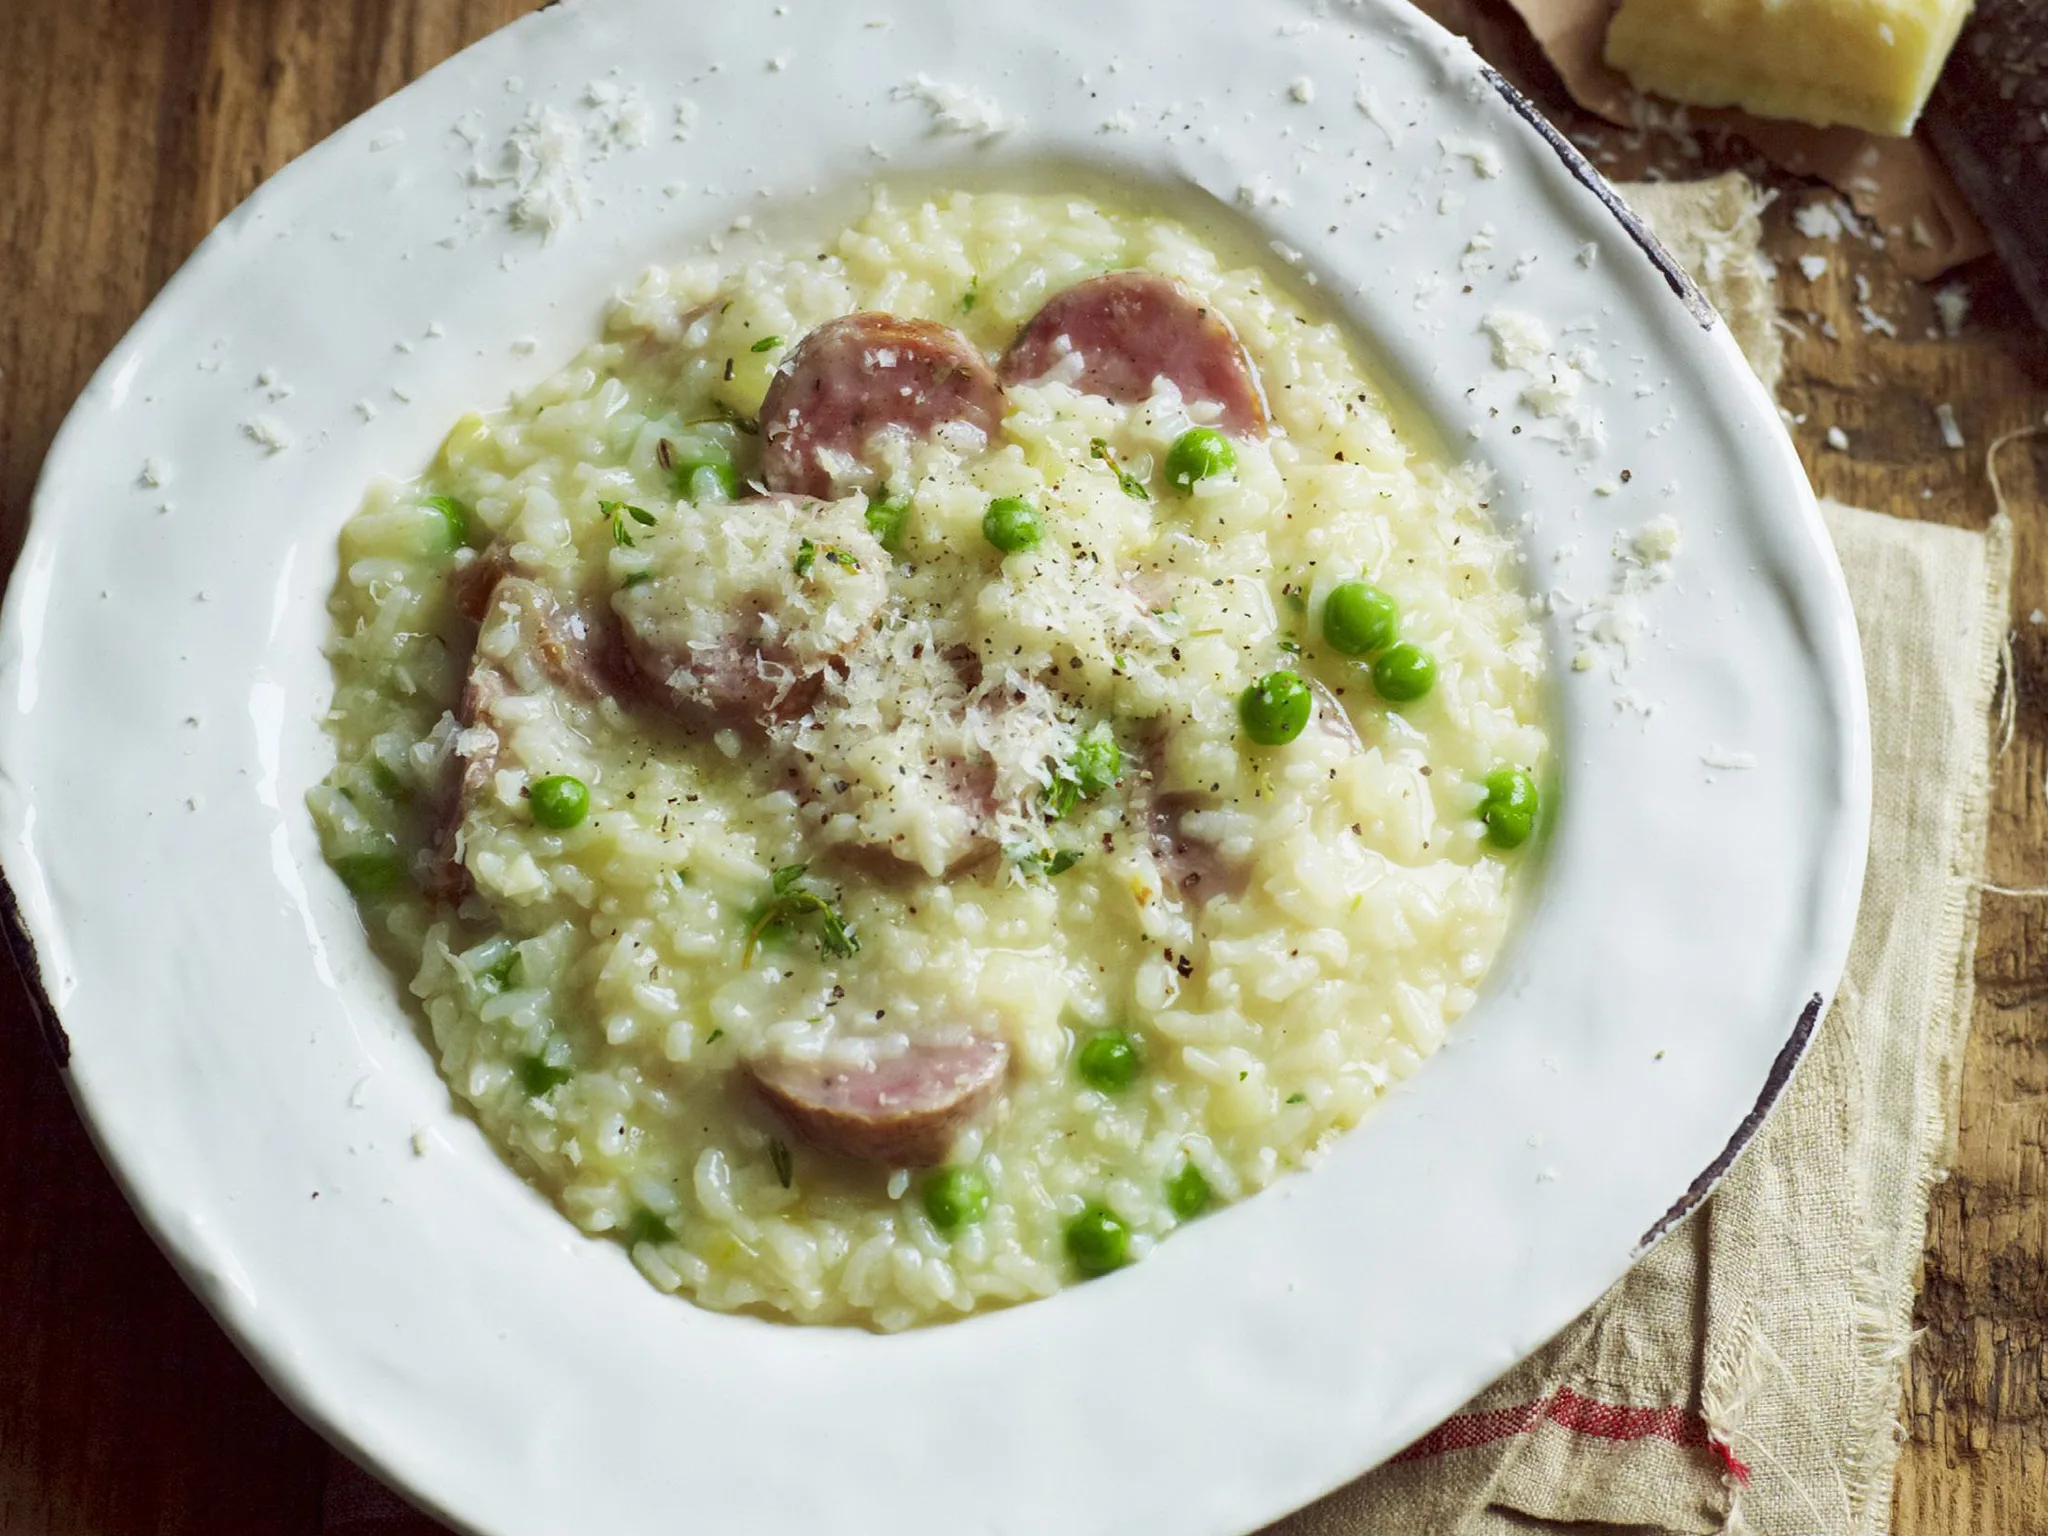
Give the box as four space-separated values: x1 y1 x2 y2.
0 1 1867 1532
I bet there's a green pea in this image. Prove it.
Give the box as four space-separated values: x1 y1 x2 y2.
922 1166 992 1234
982 496 1042 554
1321 580 1400 656
670 439 739 503
1166 1161 1211 1220
1165 427 1237 492
1372 643 1437 704
1068 722 1122 798
1076 1027 1141 1092
529 774 590 829
332 848 406 899
1239 670 1312 746
1065 1202 1132 1277
420 494 472 552
1479 766 1540 849
865 497 911 552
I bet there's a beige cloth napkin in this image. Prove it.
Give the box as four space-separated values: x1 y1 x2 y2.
324 176 2012 1536
1266 175 2012 1536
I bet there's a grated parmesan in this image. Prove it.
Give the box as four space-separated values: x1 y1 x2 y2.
1701 747 1757 770
241 416 292 454
1933 282 1970 338
891 73 1013 137
1793 202 1841 241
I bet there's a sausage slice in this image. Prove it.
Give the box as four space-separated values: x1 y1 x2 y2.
759 314 1004 498
1000 271 1268 434
423 576 616 903
613 495 887 732
1142 788 1250 902
748 1038 1010 1166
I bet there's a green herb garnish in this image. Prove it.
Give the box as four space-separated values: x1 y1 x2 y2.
743 864 860 964
768 1137 794 1188
795 539 858 578
1089 438 1150 501
961 276 979 313
1042 776 1080 821
600 499 656 547
332 848 406 898
1008 844 1083 879
481 949 521 992
516 1054 572 1097
621 570 655 588
751 334 783 353
622 1208 676 1247
1041 722 1123 820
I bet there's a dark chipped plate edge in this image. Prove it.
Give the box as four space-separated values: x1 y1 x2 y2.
1636 992 1826 1251
1480 66 1719 331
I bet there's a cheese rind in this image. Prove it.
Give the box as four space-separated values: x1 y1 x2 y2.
1604 0 1976 137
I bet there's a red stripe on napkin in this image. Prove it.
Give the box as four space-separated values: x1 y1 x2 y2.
1389 1385 1748 1484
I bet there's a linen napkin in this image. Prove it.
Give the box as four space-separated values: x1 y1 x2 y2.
322 176 2012 1536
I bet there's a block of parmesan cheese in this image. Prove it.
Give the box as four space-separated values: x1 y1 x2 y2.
1603 0 1976 137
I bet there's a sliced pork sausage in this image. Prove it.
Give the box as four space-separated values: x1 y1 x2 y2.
1142 787 1250 902
748 1038 1010 1166
1000 271 1268 435
424 576 616 904
759 314 1004 498
613 494 889 732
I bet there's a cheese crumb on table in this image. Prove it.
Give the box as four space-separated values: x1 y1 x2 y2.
1792 199 1846 242
1934 282 1971 337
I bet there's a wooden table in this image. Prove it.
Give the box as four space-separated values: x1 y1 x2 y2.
2 2 2044 1530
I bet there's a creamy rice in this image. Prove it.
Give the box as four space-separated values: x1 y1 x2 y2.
310 191 1548 1329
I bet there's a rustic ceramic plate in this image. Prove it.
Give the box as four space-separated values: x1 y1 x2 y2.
0 0 1867 1531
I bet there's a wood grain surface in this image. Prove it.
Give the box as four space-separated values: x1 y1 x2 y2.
2 2 2044 1532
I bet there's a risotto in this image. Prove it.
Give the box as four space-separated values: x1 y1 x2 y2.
310 191 1549 1329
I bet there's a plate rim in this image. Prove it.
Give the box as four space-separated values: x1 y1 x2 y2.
0 1 1871 1531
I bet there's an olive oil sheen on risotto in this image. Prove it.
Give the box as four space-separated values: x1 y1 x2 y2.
310 192 1549 1330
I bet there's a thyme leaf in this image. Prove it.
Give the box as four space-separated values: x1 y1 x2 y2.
1089 438 1150 501
745 865 859 963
